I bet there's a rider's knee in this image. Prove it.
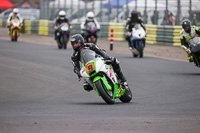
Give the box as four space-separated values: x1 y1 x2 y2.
125 35 130 42
111 57 120 66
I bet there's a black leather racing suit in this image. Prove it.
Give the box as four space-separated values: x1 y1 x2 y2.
71 43 127 88
54 17 70 40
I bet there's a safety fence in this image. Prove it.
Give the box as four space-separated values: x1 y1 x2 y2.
0 19 182 46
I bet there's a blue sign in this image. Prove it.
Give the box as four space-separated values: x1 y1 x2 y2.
102 0 134 8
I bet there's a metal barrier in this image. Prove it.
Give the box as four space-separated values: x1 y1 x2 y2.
0 19 7 27
108 23 125 41
0 18 183 46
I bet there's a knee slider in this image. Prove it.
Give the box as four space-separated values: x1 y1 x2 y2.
111 57 120 65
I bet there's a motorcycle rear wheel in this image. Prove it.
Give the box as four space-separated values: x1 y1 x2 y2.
119 86 132 103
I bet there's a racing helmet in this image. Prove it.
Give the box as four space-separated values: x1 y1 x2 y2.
131 10 139 19
58 10 66 20
182 19 191 33
87 12 94 20
71 34 85 51
13 8 19 15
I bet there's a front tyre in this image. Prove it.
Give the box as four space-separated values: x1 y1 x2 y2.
139 50 143 58
119 86 132 103
63 37 68 49
14 31 18 42
138 41 144 58
95 79 115 104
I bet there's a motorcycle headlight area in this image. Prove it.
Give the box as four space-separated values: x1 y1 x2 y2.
13 22 19 27
190 37 200 46
61 26 68 31
86 63 95 75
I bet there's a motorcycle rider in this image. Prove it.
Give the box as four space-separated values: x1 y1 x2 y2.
54 10 71 40
80 11 100 42
71 34 128 91
180 19 200 66
7 8 23 34
125 10 146 48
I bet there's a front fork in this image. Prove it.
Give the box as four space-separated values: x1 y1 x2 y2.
11 28 20 38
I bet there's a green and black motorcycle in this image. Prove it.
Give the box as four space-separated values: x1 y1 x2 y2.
79 49 132 104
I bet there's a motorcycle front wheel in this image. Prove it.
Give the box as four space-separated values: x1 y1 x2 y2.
95 79 115 104
138 41 144 58
14 31 18 42
63 37 68 49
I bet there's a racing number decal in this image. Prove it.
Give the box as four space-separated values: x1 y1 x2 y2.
88 65 93 73
86 63 95 74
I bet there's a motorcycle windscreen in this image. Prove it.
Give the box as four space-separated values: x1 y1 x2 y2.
60 22 69 31
80 49 96 65
134 24 141 30
12 19 20 27
190 37 200 53
86 22 97 31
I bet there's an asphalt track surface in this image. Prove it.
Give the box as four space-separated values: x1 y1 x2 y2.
0 39 200 133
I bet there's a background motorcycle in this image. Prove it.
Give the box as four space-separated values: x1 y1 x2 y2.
84 22 99 44
130 24 146 58
79 49 132 104
56 22 70 49
10 18 21 42
189 37 200 67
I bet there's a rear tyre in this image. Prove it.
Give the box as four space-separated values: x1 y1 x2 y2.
119 86 132 103
95 79 115 104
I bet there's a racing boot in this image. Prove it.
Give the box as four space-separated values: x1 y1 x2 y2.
116 69 129 90
187 53 194 62
111 57 129 89
83 79 93 92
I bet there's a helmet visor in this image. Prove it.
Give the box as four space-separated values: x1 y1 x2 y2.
71 40 80 50
60 16 65 20
184 25 191 33
131 13 138 18
88 17 93 20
